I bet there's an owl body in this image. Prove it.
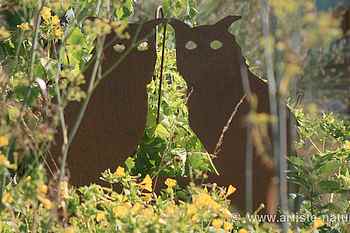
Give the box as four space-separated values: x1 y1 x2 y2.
170 16 278 213
51 20 160 186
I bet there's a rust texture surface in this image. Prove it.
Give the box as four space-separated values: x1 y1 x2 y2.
51 20 160 186
170 16 278 212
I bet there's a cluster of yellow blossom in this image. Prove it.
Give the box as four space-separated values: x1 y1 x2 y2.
84 18 112 37
0 135 9 147
59 181 69 199
37 183 54 209
0 136 16 170
344 141 350 150
113 202 131 218
40 7 64 39
139 175 153 192
238 228 249 233
115 166 125 177
0 154 10 168
2 192 13 205
313 217 325 229
192 192 221 211
225 184 237 197
165 178 177 189
211 218 223 229
96 211 106 222
17 22 31 31
212 218 233 231
0 26 10 40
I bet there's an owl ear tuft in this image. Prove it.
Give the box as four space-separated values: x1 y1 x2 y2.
215 16 241 29
168 18 191 33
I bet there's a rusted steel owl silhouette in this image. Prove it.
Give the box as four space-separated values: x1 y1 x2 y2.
51 19 161 186
170 16 278 212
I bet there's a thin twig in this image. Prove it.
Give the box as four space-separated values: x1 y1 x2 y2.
213 94 247 157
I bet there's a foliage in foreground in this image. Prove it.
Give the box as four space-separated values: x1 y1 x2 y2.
0 110 349 232
0 163 346 233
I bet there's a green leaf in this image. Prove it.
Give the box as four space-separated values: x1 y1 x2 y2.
67 28 84 46
319 180 341 193
7 105 20 121
317 160 339 177
289 156 304 167
188 152 210 171
125 157 135 171
33 63 46 78
154 124 170 139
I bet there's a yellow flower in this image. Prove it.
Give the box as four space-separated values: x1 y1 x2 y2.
64 227 75 233
344 141 350 150
142 192 153 203
51 15 60 26
164 204 177 215
37 184 48 195
140 175 152 192
96 212 106 222
141 207 154 219
226 185 237 197
113 204 129 218
238 228 249 233
0 135 9 147
0 27 10 40
41 7 52 22
60 181 69 199
38 196 54 209
187 204 197 216
212 218 223 229
222 208 233 219
53 27 63 38
115 166 125 177
0 154 10 167
17 22 31 31
191 214 198 223
131 203 143 214
223 222 233 231
2 192 13 205
165 178 177 189
193 193 220 211
313 217 325 229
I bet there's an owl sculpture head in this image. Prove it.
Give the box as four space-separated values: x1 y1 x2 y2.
169 16 242 88
100 19 163 82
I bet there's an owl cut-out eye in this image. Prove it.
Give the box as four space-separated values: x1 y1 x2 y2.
137 41 149 51
210 40 223 50
113 43 126 53
185 40 198 50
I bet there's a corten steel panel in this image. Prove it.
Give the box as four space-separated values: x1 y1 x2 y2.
50 20 161 186
169 16 279 213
